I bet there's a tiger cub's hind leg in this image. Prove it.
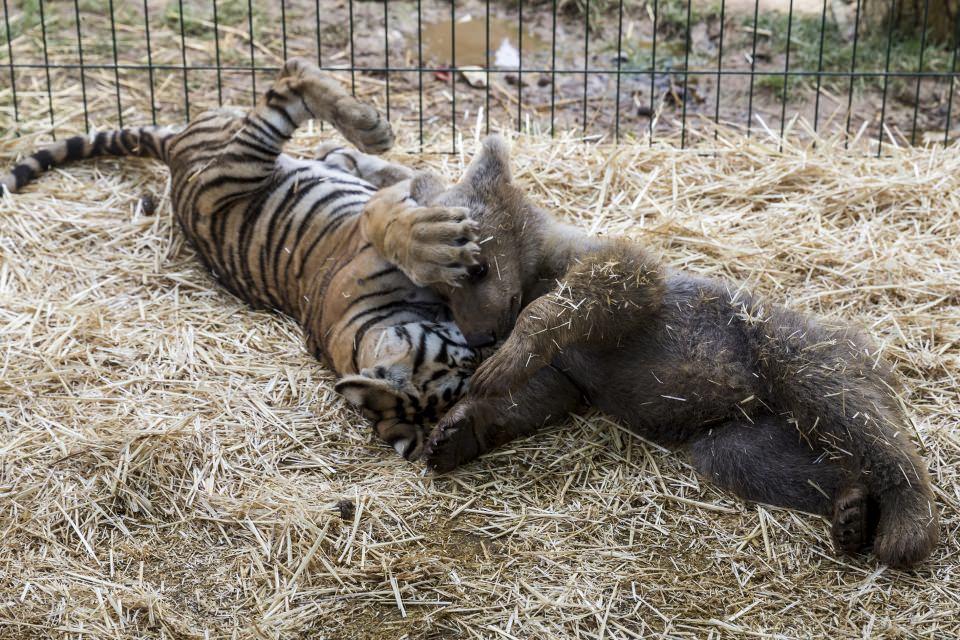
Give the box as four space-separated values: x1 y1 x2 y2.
273 58 394 154
220 57 394 164
188 59 394 215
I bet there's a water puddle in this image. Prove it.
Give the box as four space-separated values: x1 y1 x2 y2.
420 16 545 68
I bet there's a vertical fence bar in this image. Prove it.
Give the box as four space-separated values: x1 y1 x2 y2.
108 0 124 127
348 0 356 95
844 0 862 148
910 0 931 145
247 0 256 105
549 0 557 138
143 0 157 125
876 0 898 156
812 0 828 138
944 11 960 146
72 0 89 133
314 0 322 66
417 0 423 150
383 0 390 122
315 0 324 131
177 0 191 121
778 0 794 149
713 0 726 140
0 0 17 132
1 0 18 130
679 0 693 148
746 0 760 137
213 0 223 105
451 1 457 153
487 0 492 136
614 0 624 143
582 0 591 134
280 0 288 60
38 0 56 137
649 0 658 144
518 0 523 132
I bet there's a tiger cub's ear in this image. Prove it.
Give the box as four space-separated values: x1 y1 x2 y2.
335 374 403 413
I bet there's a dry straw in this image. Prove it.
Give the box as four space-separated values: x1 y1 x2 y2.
1 118 958 638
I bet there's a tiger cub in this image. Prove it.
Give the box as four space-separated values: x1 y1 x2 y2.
1 59 482 460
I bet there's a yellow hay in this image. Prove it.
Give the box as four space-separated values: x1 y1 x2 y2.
1 123 958 638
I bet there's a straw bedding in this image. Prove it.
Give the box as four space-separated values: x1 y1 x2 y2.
1 123 958 639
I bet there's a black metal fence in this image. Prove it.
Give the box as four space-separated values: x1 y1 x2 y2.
1 1 958 154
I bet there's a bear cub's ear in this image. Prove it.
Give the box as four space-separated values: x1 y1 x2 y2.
463 135 512 188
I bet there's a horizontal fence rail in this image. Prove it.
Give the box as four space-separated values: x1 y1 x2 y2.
1 0 959 155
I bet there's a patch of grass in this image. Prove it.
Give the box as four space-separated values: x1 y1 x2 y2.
214 0 255 27
163 0 259 37
611 38 687 72
603 0 722 71
0 0 42 48
752 13 847 73
77 0 139 23
745 11 955 96
556 0 619 16
656 0 723 40
755 73 787 94
520 0 633 33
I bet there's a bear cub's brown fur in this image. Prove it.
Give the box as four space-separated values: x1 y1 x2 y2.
368 136 939 569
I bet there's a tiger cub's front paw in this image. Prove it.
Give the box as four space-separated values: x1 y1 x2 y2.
398 206 481 288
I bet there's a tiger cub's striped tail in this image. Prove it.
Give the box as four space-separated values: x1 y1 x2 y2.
1 127 175 195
